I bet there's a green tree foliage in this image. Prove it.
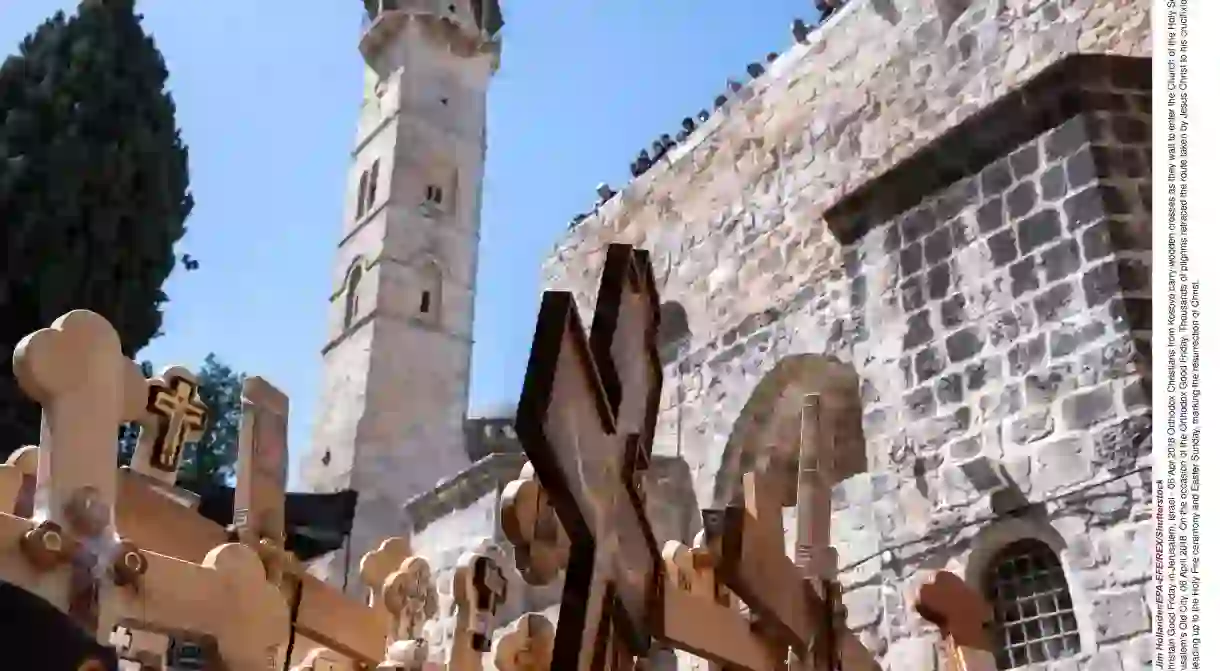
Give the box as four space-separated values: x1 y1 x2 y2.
0 0 195 456
118 354 245 490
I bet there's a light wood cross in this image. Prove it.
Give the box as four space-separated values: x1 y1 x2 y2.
501 462 570 585
511 243 664 671
449 550 509 671
232 376 299 593
234 377 289 544
914 571 999 671
361 536 415 627
493 613 555 671
382 556 439 647
652 534 777 670
7 309 147 630
130 366 208 486
709 471 881 671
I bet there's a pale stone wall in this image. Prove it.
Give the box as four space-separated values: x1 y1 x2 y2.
518 0 1151 668
381 0 1152 668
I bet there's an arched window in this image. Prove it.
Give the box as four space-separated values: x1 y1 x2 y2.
356 170 369 219
344 262 364 330
986 539 1081 669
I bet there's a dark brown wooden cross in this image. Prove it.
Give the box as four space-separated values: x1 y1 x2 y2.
514 243 664 671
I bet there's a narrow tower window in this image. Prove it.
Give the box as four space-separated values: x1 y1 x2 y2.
426 184 444 205
366 159 380 212
356 170 369 219
420 262 443 326
344 262 364 330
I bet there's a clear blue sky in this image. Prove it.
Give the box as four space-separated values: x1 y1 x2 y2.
1 0 817 488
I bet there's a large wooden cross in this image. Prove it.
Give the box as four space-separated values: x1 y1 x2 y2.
514 243 664 671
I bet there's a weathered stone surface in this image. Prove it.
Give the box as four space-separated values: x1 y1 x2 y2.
337 0 1154 667
1092 590 1151 643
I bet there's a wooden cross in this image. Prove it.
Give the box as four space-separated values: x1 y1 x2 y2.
381 556 438 645
131 366 208 485
709 471 882 671
493 613 555 671
513 243 664 670
9 309 148 631
450 550 509 671
795 394 842 671
914 571 998 671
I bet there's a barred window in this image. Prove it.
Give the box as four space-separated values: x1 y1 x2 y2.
986 539 1081 669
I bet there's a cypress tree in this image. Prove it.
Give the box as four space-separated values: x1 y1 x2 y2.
0 0 194 455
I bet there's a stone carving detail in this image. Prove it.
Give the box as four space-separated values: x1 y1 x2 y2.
492 613 555 671
499 462 569 585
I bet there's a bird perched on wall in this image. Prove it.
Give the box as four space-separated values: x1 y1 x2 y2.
661 134 677 151
746 62 766 78
697 109 711 122
714 94 728 109
681 117 697 134
726 78 743 93
767 52 779 63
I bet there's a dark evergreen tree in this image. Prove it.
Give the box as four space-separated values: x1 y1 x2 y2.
0 0 194 456
118 354 245 491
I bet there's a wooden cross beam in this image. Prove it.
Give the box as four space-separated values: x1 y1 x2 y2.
914 571 999 671
708 471 883 671
513 243 665 671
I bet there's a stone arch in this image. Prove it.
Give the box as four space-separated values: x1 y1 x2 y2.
656 301 691 364
959 516 1099 663
343 258 366 330
712 354 866 506
418 260 444 326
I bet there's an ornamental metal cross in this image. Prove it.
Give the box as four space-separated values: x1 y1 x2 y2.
140 370 208 476
514 243 664 671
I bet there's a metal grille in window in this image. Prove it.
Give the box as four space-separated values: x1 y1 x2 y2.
986 539 1081 669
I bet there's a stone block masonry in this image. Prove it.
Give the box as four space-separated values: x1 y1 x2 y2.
534 0 1151 665
392 0 1151 668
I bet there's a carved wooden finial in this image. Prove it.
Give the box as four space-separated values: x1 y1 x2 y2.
360 537 414 614
914 570 999 671
500 463 569 585
493 613 555 671
450 550 509 671
382 556 438 644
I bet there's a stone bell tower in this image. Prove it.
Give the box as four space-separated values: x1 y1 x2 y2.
301 0 504 592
